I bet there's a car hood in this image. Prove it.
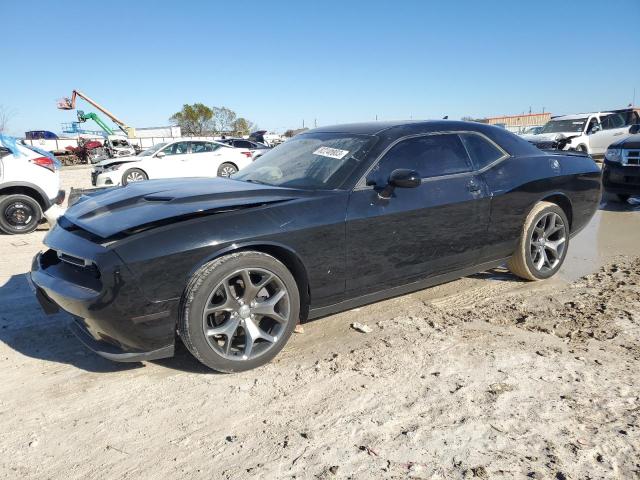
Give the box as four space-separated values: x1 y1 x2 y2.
610 133 640 149
94 156 140 168
63 177 304 238
525 132 579 142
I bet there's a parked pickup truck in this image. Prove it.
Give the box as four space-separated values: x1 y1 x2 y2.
524 109 640 157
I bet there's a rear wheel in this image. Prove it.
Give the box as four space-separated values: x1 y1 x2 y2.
179 251 300 372
0 194 42 235
508 201 569 281
217 162 238 177
121 168 148 185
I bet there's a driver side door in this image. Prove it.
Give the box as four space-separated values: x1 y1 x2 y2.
345 133 491 297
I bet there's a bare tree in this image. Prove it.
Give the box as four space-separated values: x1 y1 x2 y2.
213 107 237 134
0 105 14 134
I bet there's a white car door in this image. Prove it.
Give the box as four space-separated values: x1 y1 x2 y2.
590 114 628 155
188 141 227 177
148 141 191 178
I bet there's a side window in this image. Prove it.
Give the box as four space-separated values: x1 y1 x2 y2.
191 141 209 153
459 133 505 169
162 142 189 156
601 114 625 130
586 118 600 134
371 134 472 183
234 140 253 148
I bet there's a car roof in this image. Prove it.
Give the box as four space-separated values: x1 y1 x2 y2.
306 120 542 157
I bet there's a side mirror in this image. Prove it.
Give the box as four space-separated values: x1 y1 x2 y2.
389 169 421 188
378 169 421 198
629 124 640 135
156 151 166 158
589 124 601 134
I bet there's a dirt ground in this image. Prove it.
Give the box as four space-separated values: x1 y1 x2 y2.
0 167 639 479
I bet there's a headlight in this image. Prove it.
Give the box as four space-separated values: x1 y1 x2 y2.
605 148 622 163
104 163 122 172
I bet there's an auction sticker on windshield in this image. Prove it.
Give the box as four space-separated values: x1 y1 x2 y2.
313 146 349 160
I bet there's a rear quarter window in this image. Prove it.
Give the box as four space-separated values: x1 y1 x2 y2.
459 133 506 169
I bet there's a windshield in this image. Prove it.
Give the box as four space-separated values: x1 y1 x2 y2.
540 118 587 134
137 143 167 157
232 132 375 189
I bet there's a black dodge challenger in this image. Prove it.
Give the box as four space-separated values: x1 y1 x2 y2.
30 121 602 372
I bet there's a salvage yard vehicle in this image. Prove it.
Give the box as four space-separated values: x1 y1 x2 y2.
218 138 271 159
525 110 640 156
0 136 65 234
103 135 135 158
90 139 253 186
30 121 601 372
602 125 640 202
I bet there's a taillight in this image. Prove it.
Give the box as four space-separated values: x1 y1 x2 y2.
31 156 55 172
241 151 252 158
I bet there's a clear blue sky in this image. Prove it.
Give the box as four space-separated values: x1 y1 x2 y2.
2 0 639 136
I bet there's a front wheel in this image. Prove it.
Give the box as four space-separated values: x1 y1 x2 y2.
0 194 42 235
179 251 300 372
121 168 148 185
217 162 238 177
508 201 569 281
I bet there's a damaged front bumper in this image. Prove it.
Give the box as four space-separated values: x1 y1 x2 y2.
29 225 178 363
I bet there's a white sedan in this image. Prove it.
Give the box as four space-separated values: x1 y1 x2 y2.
91 140 253 187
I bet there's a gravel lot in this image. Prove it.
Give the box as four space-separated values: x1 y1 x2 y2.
0 167 639 479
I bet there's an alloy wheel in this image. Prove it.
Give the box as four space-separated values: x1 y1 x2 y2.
202 268 291 360
126 171 145 183
529 212 566 273
219 165 237 177
4 201 34 228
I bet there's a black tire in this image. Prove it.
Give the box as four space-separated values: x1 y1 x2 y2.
121 168 148 185
616 194 630 203
507 201 570 281
179 251 300 372
217 162 238 177
0 194 42 235
575 145 588 154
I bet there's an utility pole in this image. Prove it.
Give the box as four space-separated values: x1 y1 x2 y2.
302 119 305 128
375 114 378 121
314 118 317 128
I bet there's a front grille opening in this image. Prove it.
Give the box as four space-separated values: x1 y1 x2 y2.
56 251 101 279
58 252 87 267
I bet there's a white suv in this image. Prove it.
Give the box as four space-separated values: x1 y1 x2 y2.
92 140 253 187
0 136 65 234
525 110 640 157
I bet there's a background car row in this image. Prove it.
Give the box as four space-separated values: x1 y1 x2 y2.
91 139 257 187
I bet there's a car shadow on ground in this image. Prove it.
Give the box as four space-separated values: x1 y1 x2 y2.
0 273 141 373
0 273 220 374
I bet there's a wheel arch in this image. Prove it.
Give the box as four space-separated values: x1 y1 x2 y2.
538 192 573 229
0 183 48 212
189 241 311 322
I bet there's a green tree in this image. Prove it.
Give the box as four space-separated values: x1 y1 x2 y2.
169 103 214 136
232 118 251 136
